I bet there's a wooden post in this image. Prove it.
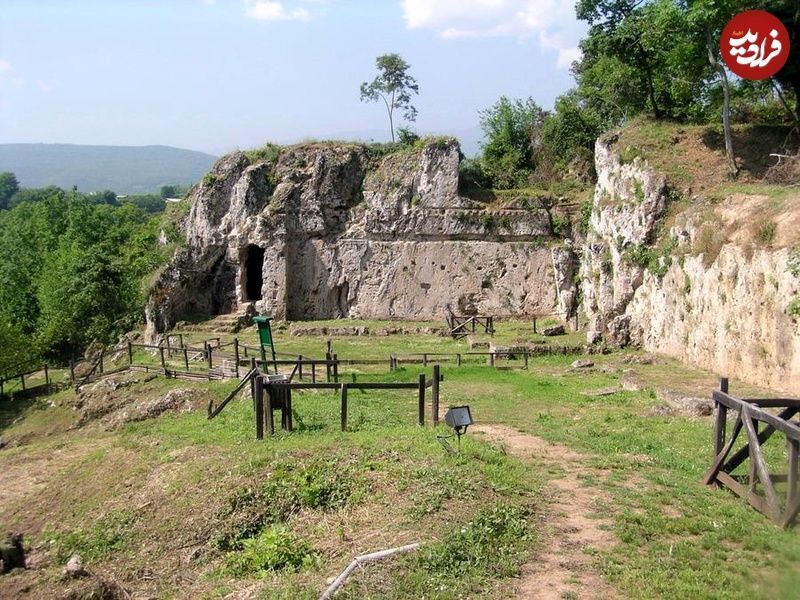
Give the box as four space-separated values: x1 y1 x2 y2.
166 335 172 357
327 340 333 355
326 353 332 382
250 357 257 398
715 378 729 457
489 353 495 367
207 345 213 369
423 353 428 366
432 365 440 426
457 353 462 367
524 350 529 370
298 355 303 380
340 384 348 432
418 374 426 426
127 341 133 365
179 333 184 349
389 355 394 372
44 364 49 386
234 339 240 378
69 359 75 383
255 376 265 440
533 316 537 333
265 383 276 436
789 439 799 510
333 354 339 383
159 347 166 369
311 362 316 383
749 419 759 493
183 347 189 371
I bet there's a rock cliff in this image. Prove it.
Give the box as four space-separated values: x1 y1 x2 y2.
146 139 574 339
582 133 800 393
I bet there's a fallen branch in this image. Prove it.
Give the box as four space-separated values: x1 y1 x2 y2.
319 543 420 599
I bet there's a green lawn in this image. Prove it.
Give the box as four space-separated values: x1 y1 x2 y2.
1 328 798 599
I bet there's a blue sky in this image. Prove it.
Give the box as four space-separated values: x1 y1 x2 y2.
0 0 584 155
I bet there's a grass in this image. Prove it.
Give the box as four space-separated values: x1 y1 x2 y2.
2 326 799 598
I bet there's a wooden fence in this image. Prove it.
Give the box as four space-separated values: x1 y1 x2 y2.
704 378 800 528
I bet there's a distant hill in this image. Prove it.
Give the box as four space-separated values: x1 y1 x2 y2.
0 143 217 194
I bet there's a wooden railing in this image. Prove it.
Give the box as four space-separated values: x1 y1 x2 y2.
704 378 800 528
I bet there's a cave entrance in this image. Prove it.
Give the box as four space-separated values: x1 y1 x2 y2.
243 244 265 302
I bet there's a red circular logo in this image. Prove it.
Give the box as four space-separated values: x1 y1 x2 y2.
721 10 790 80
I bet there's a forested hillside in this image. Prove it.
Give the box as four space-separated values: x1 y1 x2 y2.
0 144 216 194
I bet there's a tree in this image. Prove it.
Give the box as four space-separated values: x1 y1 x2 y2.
688 0 741 179
360 54 419 143
0 172 19 210
478 97 546 189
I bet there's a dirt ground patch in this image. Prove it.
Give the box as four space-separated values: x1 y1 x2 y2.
474 423 618 600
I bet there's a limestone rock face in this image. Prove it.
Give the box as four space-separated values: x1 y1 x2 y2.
146 139 561 340
581 134 800 394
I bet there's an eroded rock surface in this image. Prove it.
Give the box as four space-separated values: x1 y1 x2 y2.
146 140 563 339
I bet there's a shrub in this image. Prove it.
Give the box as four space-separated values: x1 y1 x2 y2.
222 526 317 576
754 219 777 246
788 297 800 319
789 248 800 278
458 157 490 191
397 127 420 146
579 201 593 235
202 173 217 186
480 214 495 229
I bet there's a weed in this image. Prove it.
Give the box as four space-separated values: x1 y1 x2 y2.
481 214 495 229
753 219 777 246
788 248 800 278
46 509 136 564
788 297 800 319
221 526 317 576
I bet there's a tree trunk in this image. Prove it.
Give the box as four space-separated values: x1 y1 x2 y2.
707 34 738 179
636 42 661 118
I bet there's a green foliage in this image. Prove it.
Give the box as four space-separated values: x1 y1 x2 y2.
0 171 20 210
551 214 571 238
416 504 529 584
458 157 490 192
214 455 367 551
754 219 777 246
47 509 136 564
579 200 593 234
0 186 172 360
245 143 283 163
221 526 317 577
478 97 545 189
122 194 166 213
540 91 602 173
480 214 495 229
159 184 188 199
788 297 800 319
0 318 34 375
360 53 419 143
788 248 800 278
397 127 420 146
623 237 678 277
203 173 217 186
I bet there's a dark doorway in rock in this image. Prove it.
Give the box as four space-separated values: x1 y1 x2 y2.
243 245 265 301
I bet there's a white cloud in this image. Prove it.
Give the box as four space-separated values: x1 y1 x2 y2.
401 0 582 69
36 80 53 93
244 0 310 21
0 59 11 73
11 77 24 87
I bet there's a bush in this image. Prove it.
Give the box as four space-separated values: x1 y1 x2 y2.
788 248 800 278
397 127 420 146
458 158 490 191
222 526 317 576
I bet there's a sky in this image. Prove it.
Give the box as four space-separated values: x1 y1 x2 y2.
0 0 585 156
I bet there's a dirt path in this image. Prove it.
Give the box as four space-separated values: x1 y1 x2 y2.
473 424 618 600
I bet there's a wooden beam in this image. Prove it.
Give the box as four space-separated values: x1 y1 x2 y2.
713 391 800 442
742 407 781 520
254 376 264 440
703 411 743 485
724 407 798 473
418 374 425 426
341 384 348 432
